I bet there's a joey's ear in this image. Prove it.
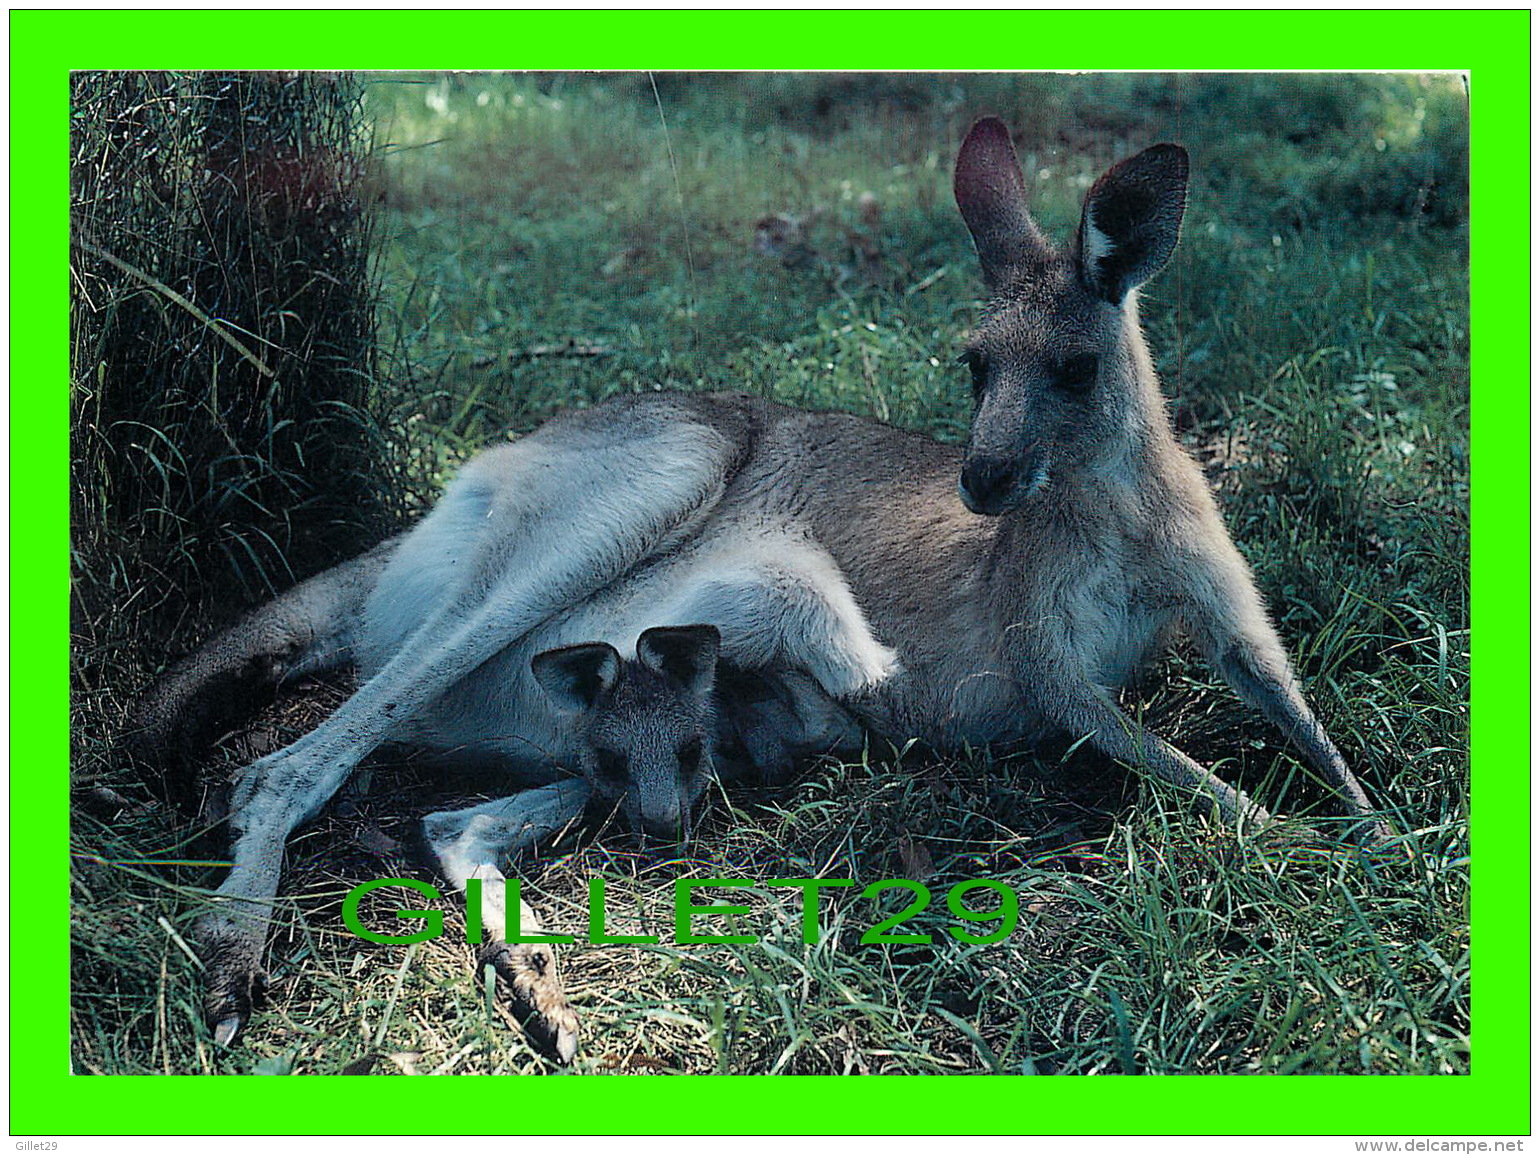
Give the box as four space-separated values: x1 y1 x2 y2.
636 625 720 700
531 642 621 714
1078 143 1188 304
954 116 1048 289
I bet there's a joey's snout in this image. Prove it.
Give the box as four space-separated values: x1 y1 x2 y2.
633 801 686 843
626 761 706 843
588 769 692 844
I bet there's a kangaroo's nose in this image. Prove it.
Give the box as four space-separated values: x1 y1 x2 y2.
959 457 1017 515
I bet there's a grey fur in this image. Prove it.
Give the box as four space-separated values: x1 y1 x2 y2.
132 115 1384 1061
531 625 720 840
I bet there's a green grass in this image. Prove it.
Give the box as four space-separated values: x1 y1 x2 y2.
70 71 1469 1076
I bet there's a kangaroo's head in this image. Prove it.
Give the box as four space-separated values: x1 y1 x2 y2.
531 624 721 841
952 116 1188 516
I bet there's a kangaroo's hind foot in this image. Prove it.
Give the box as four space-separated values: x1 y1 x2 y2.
191 901 272 1047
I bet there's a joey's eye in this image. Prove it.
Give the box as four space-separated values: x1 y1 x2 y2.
1054 354 1099 392
677 737 703 776
958 349 989 398
594 748 628 782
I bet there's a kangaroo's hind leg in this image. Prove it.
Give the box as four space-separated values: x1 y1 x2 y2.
196 421 735 1043
421 780 591 1062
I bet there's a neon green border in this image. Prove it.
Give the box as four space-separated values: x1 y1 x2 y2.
21 8 1527 1136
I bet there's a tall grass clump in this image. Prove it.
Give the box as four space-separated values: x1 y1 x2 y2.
70 72 397 1072
70 72 393 629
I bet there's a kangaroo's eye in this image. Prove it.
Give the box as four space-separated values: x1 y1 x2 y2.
1054 354 1099 392
594 748 629 782
958 349 989 399
677 737 704 776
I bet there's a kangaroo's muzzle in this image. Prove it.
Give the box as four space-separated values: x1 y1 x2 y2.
959 456 1019 515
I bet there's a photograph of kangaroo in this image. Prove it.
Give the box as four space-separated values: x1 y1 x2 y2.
71 72 1469 1076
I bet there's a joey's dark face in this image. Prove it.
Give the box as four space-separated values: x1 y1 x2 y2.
582 666 715 841
530 625 721 843
958 263 1123 516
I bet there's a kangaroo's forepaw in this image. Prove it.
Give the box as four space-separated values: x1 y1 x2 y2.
478 941 579 1064
815 646 901 698
192 911 268 1047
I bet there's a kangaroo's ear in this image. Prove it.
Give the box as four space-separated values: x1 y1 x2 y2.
954 116 1048 289
1078 143 1188 304
637 624 720 700
531 642 622 714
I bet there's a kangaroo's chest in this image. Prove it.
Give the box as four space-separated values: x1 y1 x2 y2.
1004 489 1175 693
1049 546 1167 688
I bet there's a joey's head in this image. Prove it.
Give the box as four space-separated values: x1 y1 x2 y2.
952 116 1189 516
530 625 721 842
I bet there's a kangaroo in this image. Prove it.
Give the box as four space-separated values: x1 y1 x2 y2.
530 627 724 841
419 626 729 1065
130 116 1385 1060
